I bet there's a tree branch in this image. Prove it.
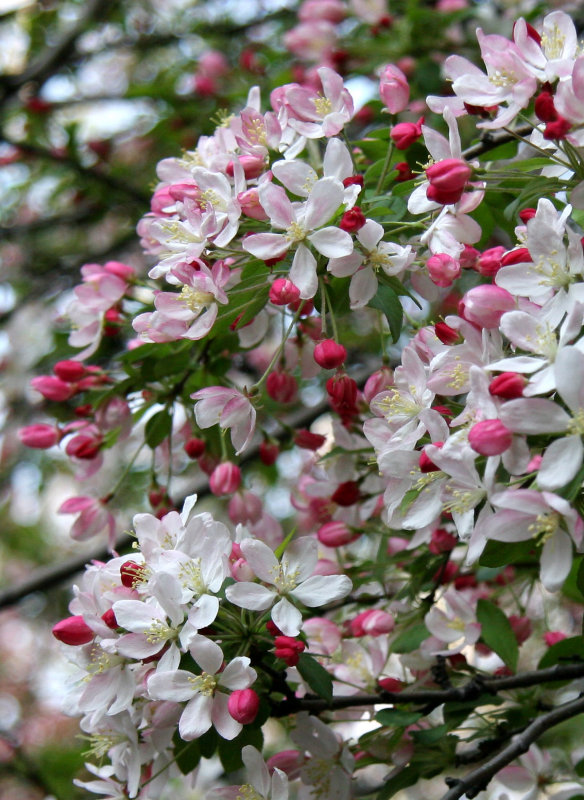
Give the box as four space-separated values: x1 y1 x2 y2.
273 662 584 717
439 693 584 800
462 124 533 161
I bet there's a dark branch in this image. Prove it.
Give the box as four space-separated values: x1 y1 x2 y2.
462 124 533 161
439 692 584 800
274 662 584 717
0 135 151 205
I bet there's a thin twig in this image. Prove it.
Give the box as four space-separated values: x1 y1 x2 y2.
439 693 584 800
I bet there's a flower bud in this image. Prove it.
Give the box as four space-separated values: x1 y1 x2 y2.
274 635 305 666
459 245 480 270
468 419 513 455
544 116 571 140
363 367 394 403
313 339 346 369
298 0 346 23
317 520 359 547
429 528 457 554
477 246 505 277
394 162 414 182
426 253 461 287
19 424 60 449
238 188 269 221
544 631 566 647
31 375 77 402
508 615 532 645
350 609 394 636
331 481 361 506
378 677 403 692
294 429 326 450
226 155 265 179
426 158 471 205
104 260 135 281
228 491 263 525
209 462 241 496
339 206 366 232
267 750 304 778
269 278 301 306
419 442 443 473
489 372 526 399
266 370 298 403
288 297 314 315
535 90 557 123
500 247 531 266
54 360 86 382
379 64 409 114
227 688 260 725
518 208 536 224
65 430 103 460
434 321 459 345
390 117 423 150
343 175 364 188
458 285 515 328
259 440 279 465
184 437 206 459
101 609 118 629
52 615 94 645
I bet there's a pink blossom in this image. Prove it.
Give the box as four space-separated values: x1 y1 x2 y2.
468 419 513 455
379 64 410 114
281 67 354 138
191 386 256 455
59 495 116 549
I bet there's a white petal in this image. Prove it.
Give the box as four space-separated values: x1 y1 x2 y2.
293 575 352 606
538 436 583 490
225 582 276 610
272 597 303 636
179 693 213 740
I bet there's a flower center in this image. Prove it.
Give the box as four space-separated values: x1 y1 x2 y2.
271 563 300 593
567 408 584 435
313 95 333 117
146 619 177 645
541 25 566 60
489 68 517 88
180 285 214 312
189 671 217 696
236 785 262 800
179 558 206 596
528 511 560 541
286 221 307 243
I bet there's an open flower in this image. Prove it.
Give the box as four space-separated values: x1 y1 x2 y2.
225 536 352 636
191 386 256 454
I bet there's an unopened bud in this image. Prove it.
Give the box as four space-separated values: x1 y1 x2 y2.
468 419 513 455
227 688 260 725
52 615 94 645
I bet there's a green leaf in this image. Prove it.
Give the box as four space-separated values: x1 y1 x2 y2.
368 284 403 342
377 766 420 800
274 527 296 559
538 636 584 669
410 724 449 744
144 407 172 449
391 624 429 654
218 725 263 773
375 709 422 727
575 756 584 777
479 538 537 568
296 653 333 702
478 139 518 162
476 598 518 671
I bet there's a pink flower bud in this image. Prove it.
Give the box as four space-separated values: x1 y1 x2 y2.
508 615 532 645
379 64 410 114
501 247 531 266
426 253 461 287
259 440 279 465
238 188 269 221
19 424 60 449
477 246 505 277
226 155 266 179
198 50 230 76
294 429 326 450
65 430 103 460
317 520 359 547
101 609 118 629
313 339 346 369
266 370 298 403
184 437 206 458
489 372 526 399
231 557 255 582
419 442 443 473
228 491 263 525
331 480 361 506
459 285 515 328
468 419 513 455
434 321 459 345
343 175 364 188
459 244 480 270
350 609 394 636
120 561 144 588
426 158 471 205
518 208 536 224
544 116 571 140
267 750 304 778
394 161 414 181
390 117 423 149
534 91 558 123
52 615 94 645
429 527 457 554
339 207 366 232
363 367 394 403
227 688 260 725
104 260 135 281
314 558 341 575
269 278 301 306
378 677 403 692
54 360 86 382
544 631 566 647
31 375 77 402
274 635 305 666
209 462 241 496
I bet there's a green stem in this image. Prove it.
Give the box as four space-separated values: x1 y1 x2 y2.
251 305 303 392
375 137 395 194
322 279 339 343
105 442 146 502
